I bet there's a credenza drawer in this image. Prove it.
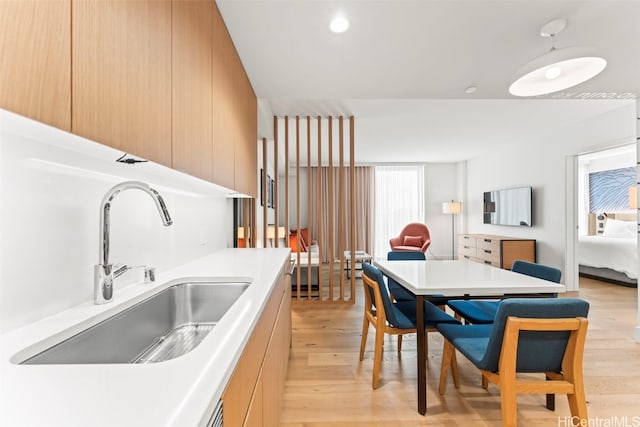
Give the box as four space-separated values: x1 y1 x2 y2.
459 244 477 258
476 247 500 264
476 238 500 252
458 235 476 247
478 258 501 268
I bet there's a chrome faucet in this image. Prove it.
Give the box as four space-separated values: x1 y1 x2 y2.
94 181 173 304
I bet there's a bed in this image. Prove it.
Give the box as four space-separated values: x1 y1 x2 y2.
578 216 637 287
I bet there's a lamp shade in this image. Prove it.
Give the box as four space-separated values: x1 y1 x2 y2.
266 226 286 239
442 201 462 214
509 46 606 97
630 186 638 209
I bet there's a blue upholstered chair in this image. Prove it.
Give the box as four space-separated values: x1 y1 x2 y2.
437 298 589 427
386 250 426 302
447 260 562 324
360 263 460 389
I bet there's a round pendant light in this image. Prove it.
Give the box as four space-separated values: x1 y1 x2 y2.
509 19 607 97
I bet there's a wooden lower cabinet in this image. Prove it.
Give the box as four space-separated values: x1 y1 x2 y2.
243 376 263 427
223 263 291 427
458 234 536 270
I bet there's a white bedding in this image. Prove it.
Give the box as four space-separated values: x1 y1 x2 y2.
578 235 638 279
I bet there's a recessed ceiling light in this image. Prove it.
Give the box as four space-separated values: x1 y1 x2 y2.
329 15 349 33
464 85 477 94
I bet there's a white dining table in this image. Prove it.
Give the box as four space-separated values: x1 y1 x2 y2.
373 259 566 415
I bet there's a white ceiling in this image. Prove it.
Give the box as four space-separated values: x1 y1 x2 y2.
216 0 640 163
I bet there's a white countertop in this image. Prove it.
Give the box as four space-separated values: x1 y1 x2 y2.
0 248 290 427
374 259 566 296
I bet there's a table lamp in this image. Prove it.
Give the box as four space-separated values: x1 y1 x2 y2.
266 225 286 247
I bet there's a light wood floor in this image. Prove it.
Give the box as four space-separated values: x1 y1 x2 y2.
280 277 640 426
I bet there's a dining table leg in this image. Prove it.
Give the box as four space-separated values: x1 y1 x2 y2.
416 294 426 415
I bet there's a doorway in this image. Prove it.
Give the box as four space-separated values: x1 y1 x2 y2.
569 144 637 290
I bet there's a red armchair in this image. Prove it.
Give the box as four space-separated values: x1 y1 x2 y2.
389 223 431 252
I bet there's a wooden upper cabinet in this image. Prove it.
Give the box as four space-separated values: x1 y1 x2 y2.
72 0 172 167
0 0 71 131
234 55 258 198
171 0 213 181
212 4 236 191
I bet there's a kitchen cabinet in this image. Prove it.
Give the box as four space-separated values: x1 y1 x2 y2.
212 5 237 191
4 0 257 194
261 270 291 425
234 65 258 198
0 0 71 131
171 0 214 181
222 261 291 427
211 3 257 197
72 0 172 167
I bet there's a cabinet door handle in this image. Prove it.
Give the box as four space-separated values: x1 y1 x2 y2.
484 239 492 243
464 255 470 259
463 236 470 240
464 246 470 249
484 249 492 254
484 260 492 265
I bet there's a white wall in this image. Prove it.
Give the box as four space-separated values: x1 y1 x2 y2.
424 163 461 260
465 102 637 290
0 110 231 333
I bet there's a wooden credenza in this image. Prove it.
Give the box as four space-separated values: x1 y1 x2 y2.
458 234 536 270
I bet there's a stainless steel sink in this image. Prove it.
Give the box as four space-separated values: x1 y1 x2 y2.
20 281 249 365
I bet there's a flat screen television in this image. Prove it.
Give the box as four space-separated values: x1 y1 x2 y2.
483 186 532 227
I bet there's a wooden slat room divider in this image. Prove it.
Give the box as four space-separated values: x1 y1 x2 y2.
274 115 357 304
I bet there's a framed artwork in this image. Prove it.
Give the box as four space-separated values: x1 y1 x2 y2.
267 174 272 208
269 177 276 209
260 168 264 206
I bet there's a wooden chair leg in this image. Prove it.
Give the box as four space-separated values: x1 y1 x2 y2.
397 334 403 353
451 347 460 388
500 356 517 427
499 371 518 427
546 394 555 410
566 378 588 423
359 318 369 361
543 373 555 410
372 326 385 389
482 374 489 390
439 338 454 395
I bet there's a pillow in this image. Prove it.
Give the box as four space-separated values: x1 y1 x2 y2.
602 218 635 239
300 228 310 247
403 235 423 247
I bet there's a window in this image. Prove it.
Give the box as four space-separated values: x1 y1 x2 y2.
374 165 425 257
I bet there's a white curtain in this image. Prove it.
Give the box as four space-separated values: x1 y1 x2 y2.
373 165 425 258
